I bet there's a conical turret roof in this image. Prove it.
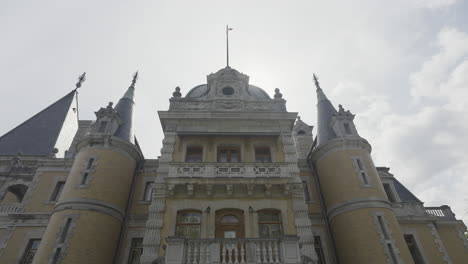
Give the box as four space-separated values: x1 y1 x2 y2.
314 75 337 146
113 72 137 143
0 90 78 156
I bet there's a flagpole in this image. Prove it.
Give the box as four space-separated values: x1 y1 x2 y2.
226 25 229 67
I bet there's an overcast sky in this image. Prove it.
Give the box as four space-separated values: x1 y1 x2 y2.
1 0 467 223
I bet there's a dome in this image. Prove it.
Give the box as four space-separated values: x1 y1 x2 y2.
185 84 271 99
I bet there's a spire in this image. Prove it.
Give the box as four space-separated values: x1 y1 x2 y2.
113 71 138 143
314 74 337 145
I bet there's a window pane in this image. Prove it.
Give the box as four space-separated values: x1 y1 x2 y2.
255 147 271 163
176 225 201 239
231 150 239 162
51 181 65 201
144 182 152 201
128 238 143 264
177 212 201 223
186 147 203 162
258 211 280 222
21 239 41 264
219 151 228 162
259 224 269 238
220 215 239 223
270 224 282 237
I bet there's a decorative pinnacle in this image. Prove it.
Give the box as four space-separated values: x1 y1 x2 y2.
75 72 86 89
313 73 321 90
130 71 139 88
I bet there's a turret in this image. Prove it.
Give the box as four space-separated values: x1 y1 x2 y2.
33 73 143 264
310 75 413 264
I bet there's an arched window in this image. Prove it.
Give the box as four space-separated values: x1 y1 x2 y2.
2 184 28 203
258 210 283 238
176 210 202 238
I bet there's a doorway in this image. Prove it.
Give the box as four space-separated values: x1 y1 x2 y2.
215 209 245 238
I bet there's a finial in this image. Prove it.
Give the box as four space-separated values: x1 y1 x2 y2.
107 102 114 110
297 116 301 120
338 104 344 112
274 88 283 99
130 71 139 88
313 73 321 90
172 86 182 98
75 72 86 89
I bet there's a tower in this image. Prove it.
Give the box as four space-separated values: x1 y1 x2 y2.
309 76 414 263
33 74 143 264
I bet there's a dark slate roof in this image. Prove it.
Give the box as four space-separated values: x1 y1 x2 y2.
114 86 135 143
0 90 77 155
392 178 421 203
316 87 337 145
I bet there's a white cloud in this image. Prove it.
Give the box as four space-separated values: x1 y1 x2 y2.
352 27 468 223
412 0 459 9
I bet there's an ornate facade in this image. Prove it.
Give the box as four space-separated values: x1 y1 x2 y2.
0 67 467 264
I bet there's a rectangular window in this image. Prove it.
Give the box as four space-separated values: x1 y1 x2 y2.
143 182 153 202
344 123 352 135
86 158 95 170
217 146 240 162
377 215 398 263
314 236 326 264
52 248 62 264
355 158 370 186
404 234 425 264
185 146 203 162
60 218 72 243
20 239 41 264
80 172 89 185
176 211 202 238
98 121 108 133
383 183 396 202
50 181 65 202
255 147 272 163
258 211 283 238
303 181 311 201
128 238 143 264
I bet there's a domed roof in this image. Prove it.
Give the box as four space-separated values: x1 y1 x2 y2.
185 84 271 99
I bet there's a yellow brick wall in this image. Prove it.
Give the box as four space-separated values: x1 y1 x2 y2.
33 210 121 264
437 224 468 263
0 227 44 264
24 171 67 213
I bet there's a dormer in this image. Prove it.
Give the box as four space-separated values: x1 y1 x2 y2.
91 102 122 135
206 67 250 99
330 104 359 138
293 116 314 159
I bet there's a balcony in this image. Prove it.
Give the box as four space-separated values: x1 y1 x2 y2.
0 204 24 214
424 206 456 220
169 163 290 178
166 236 301 264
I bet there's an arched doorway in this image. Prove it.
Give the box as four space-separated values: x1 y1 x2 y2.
215 209 244 239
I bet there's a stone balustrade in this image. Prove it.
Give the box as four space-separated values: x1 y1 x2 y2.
169 163 289 178
424 205 456 220
0 204 24 214
165 236 301 264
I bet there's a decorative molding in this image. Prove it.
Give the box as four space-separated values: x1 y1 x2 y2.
54 198 125 222
327 197 391 221
371 212 403 264
310 137 372 163
427 223 452 263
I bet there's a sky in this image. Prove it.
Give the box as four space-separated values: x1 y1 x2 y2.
1 0 467 223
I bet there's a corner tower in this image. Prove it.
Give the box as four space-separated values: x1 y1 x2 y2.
34 73 143 264
309 75 413 264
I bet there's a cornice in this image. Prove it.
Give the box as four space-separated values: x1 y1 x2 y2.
75 135 144 162
310 137 372 162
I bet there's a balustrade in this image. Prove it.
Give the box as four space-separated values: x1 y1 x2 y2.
0 204 23 214
424 206 456 220
170 163 288 178
166 237 300 264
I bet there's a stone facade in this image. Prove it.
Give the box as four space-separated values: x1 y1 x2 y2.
0 66 467 264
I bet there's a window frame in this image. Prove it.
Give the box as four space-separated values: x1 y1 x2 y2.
143 182 153 202
20 239 41 264
217 146 241 163
127 237 143 264
314 235 326 264
254 146 272 163
185 146 204 162
175 210 202 239
257 210 283 238
50 181 65 202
